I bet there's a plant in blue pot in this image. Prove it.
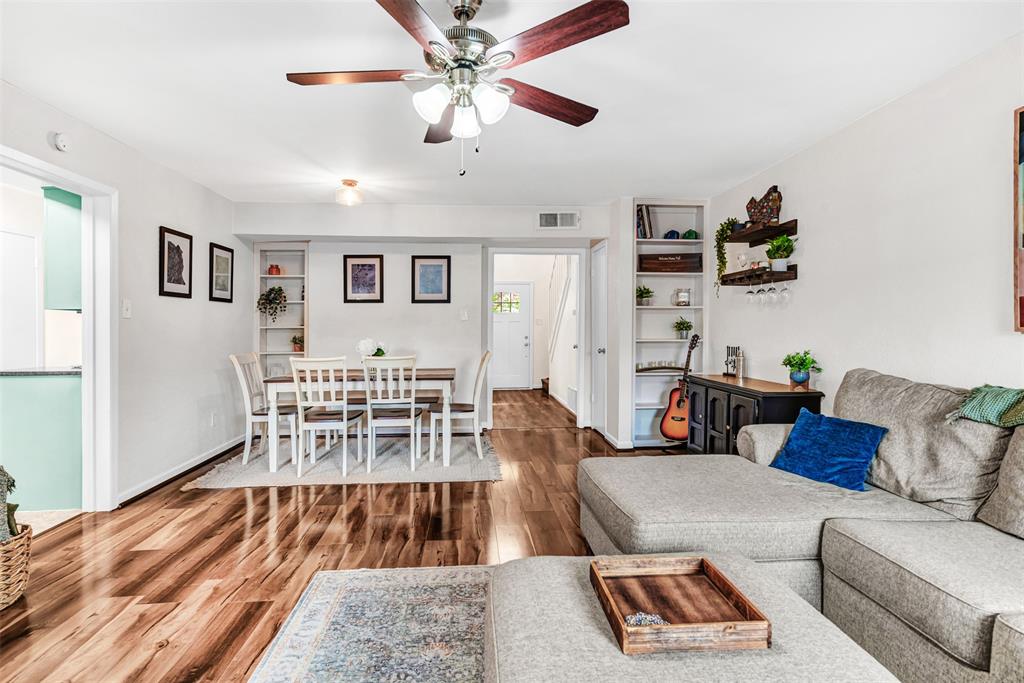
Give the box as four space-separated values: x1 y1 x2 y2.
782 350 822 389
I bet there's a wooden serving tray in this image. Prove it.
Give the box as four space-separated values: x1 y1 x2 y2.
589 556 771 654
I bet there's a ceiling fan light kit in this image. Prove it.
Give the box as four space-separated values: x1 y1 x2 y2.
287 0 629 175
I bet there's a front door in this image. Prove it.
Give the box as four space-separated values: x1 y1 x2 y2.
492 282 532 389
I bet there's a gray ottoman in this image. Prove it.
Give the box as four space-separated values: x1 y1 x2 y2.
484 554 896 682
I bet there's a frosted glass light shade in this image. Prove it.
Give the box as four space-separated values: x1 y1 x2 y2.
472 83 510 125
412 83 452 124
450 104 481 139
335 179 362 206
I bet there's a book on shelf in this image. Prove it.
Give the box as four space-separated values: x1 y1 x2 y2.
636 204 655 239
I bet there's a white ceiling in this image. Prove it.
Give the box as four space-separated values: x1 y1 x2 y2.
2 1 1020 205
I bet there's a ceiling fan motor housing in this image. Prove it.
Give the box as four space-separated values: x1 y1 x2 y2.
424 25 497 71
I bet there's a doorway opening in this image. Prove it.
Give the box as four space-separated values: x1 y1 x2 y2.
0 145 118 514
487 250 586 429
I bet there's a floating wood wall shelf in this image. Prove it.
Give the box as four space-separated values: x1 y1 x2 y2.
719 264 798 286
726 219 798 247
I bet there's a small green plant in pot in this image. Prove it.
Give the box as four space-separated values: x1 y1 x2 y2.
782 350 822 388
765 235 796 272
636 285 654 307
291 335 304 352
673 317 694 340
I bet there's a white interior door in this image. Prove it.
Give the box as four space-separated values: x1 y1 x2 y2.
0 230 41 370
492 281 532 389
590 243 608 434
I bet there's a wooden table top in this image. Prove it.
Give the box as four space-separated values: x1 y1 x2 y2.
692 373 825 396
264 368 456 383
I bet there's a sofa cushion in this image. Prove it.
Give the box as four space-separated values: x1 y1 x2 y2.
833 368 1012 520
978 428 1024 539
577 455 952 561
822 518 1024 670
770 408 888 491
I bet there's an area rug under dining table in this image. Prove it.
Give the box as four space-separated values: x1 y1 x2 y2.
249 566 492 682
184 435 502 489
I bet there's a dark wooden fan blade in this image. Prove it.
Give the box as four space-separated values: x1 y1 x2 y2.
486 0 629 68
377 0 454 54
498 79 598 127
424 104 455 143
286 69 416 85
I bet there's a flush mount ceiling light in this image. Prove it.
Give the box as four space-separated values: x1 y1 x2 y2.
335 179 362 206
286 0 630 174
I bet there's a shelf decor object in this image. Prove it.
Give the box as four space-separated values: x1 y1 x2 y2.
254 241 309 375
632 200 707 446
589 555 771 654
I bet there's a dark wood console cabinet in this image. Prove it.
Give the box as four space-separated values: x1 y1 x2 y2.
686 375 824 454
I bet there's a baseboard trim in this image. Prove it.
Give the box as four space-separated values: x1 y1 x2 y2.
549 391 577 417
117 435 243 505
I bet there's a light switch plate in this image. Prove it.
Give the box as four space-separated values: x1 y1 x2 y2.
121 297 132 319
459 308 469 321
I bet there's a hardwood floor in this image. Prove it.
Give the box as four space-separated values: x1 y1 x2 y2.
0 390 667 682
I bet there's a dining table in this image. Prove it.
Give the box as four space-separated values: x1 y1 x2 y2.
263 368 458 473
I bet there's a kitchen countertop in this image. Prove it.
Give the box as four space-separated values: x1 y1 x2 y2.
0 367 82 377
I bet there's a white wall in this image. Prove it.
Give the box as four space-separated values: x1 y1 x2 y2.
1 82 253 500
708 35 1024 410
493 254 554 388
308 241 483 404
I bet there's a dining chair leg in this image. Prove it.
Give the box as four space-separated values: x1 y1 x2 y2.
409 424 415 472
473 414 483 460
259 423 269 455
429 416 437 463
297 430 305 478
367 424 375 473
308 430 317 465
341 427 348 477
356 419 363 463
290 416 298 465
242 421 253 465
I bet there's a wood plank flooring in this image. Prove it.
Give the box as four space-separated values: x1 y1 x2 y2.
0 390 674 682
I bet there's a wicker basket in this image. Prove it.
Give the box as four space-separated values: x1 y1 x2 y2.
0 524 31 610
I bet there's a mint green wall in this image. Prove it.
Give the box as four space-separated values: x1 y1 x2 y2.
0 375 82 510
42 187 82 311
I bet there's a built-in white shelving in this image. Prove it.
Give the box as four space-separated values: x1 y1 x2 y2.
631 199 708 448
254 241 309 377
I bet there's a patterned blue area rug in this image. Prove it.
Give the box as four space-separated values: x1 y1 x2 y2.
250 567 492 682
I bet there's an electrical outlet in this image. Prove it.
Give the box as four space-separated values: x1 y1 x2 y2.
209 412 217 428
120 297 132 319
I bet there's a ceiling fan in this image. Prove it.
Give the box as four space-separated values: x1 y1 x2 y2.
286 0 629 149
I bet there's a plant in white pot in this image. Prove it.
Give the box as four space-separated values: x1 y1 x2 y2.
765 235 796 272
636 285 654 307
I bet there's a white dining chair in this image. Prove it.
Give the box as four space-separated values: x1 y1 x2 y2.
290 357 364 477
230 352 298 468
429 350 492 462
362 355 423 472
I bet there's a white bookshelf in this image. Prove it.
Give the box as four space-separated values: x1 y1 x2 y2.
253 241 309 377
632 200 708 448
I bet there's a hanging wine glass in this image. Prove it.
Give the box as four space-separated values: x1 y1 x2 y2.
745 278 755 304
767 279 779 303
780 279 792 303
755 278 767 305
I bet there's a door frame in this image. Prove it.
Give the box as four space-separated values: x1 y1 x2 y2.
0 145 119 512
485 246 589 430
491 280 534 390
589 240 608 439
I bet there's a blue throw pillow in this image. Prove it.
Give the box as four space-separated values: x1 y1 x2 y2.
770 408 888 491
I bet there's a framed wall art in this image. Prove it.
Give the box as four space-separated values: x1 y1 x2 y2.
158 225 193 298
344 254 384 303
208 242 234 303
411 255 451 304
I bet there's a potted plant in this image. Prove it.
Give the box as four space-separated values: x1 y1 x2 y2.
765 235 796 272
781 350 822 388
291 335 304 352
636 285 654 307
673 317 694 340
714 218 739 295
0 466 31 611
256 286 288 322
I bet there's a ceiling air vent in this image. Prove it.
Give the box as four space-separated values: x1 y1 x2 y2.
537 211 581 230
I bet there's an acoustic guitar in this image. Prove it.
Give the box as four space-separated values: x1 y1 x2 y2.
658 334 701 442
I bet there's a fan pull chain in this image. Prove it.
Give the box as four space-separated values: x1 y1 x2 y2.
459 137 466 176
475 135 480 154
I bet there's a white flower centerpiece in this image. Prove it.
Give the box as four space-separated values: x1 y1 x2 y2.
357 338 389 358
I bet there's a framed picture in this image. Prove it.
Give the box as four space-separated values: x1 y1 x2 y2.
158 226 193 298
1015 106 1024 332
344 254 384 303
411 255 451 304
208 242 234 303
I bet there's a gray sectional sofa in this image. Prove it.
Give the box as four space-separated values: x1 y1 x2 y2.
579 368 1024 682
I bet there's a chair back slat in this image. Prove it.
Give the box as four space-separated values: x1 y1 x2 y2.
230 353 266 416
472 350 493 409
363 356 417 408
290 357 348 411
